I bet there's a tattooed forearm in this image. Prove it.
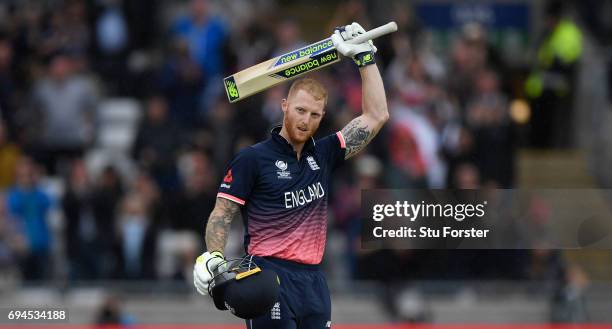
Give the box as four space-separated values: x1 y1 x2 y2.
341 117 376 159
205 197 241 253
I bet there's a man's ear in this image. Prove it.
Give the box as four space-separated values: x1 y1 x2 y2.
281 98 288 113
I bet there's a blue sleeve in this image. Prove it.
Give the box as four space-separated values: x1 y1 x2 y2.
170 17 190 37
316 132 347 171
211 17 228 40
217 147 258 205
41 191 51 212
6 191 19 217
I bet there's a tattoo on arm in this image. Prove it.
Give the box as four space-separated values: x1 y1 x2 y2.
341 118 376 159
205 198 241 253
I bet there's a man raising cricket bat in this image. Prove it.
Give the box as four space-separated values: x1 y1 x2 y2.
193 22 389 329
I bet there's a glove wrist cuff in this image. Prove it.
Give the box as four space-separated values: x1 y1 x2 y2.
210 251 224 258
353 51 376 67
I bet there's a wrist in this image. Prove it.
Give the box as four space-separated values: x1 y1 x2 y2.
353 51 376 67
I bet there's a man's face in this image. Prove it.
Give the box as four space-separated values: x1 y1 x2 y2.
49 56 72 81
281 89 325 144
191 0 209 21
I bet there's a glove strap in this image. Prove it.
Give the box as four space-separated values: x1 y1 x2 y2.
353 51 376 67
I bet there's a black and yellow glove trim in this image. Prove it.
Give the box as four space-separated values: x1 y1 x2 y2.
210 251 224 259
353 51 376 67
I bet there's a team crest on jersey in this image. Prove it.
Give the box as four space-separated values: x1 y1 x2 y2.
275 160 291 179
271 302 281 320
306 156 320 170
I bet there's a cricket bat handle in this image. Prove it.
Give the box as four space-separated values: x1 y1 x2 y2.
347 22 398 45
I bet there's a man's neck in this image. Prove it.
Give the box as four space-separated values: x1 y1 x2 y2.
279 126 304 159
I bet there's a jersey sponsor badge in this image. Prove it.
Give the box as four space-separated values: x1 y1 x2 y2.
271 302 281 320
220 169 232 188
223 169 233 183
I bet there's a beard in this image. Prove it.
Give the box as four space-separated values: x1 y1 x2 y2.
284 115 314 144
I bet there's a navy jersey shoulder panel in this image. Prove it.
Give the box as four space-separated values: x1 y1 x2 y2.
315 132 346 171
217 146 260 204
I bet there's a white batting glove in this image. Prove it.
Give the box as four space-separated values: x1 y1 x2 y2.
193 251 226 296
331 22 377 66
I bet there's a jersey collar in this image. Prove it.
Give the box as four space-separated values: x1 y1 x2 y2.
270 125 316 156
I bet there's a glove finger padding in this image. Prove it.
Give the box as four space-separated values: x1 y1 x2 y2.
351 22 366 34
194 267 209 295
193 251 226 296
332 22 377 66
344 24 357 39
350 22 377 53
341 29 349 41
369 40 378 53
332 32 356 57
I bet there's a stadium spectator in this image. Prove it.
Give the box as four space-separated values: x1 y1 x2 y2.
551 264 590 323
95 295 136 325
447 29 489 109
114 192 157 280
332 154 383 278
27 52 98 175
466 69 515 187
273 18 305 56
0 120 21 189
0 194 27 270
6 156 52 281
92 0 130 95
170 151 216 236
89 165 124 278
132 95 182 193
156 38 204 129
387 54 432 110
62 159 105 280
526 0 583 148
170 0 229 114
452 162 481 189
0 35 16 133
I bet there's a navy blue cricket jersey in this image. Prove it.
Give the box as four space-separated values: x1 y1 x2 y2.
217 126 346 264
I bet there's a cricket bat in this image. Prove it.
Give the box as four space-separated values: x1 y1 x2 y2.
223 22 398 103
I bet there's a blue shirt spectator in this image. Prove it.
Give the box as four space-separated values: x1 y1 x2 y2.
170 0 228 79
6 156 51 280
7 186 51 253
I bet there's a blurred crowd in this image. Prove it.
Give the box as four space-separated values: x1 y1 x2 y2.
0 0 590 317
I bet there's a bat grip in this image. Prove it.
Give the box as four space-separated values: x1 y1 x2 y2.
347 22 398 45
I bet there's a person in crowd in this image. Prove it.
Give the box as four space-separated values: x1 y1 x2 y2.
27 52 98 175
0 193 27 271
114 192 157 280
525 0 583 148
132 95 182 193
0 120 21 189
170 0 229 114
171 151 216 236
6 156 52 281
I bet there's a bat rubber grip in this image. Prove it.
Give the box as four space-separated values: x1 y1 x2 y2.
348 22 398 44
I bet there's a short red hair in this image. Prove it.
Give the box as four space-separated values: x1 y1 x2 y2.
287 78 328 106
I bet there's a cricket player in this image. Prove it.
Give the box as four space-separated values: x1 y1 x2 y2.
194 23 389 329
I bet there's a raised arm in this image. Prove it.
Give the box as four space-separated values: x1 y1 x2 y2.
341 64 389 159
205 197 242 253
